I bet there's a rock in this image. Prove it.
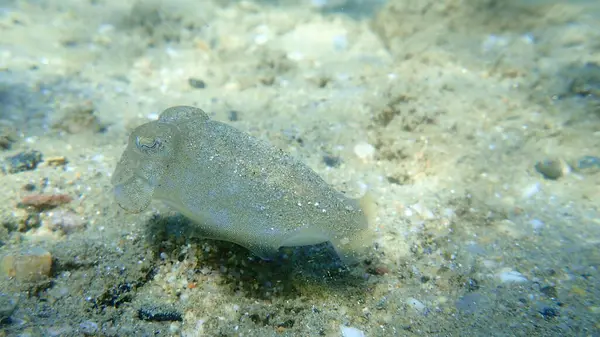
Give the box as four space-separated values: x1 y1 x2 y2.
1 247 52 282
340 325 366 337
322 154 341 168
138 305 182 322
0 292 17 321
3 150 43 174
79 320 99 335
354 142 375 161
540 285 558 298
406 297 427 314
497 269 527 283
188 78 206 89
568 62 600 99
48 210 85 234
534 159 569 180
227 110 239 122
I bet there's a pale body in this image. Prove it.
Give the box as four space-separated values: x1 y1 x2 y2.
112 106 370 261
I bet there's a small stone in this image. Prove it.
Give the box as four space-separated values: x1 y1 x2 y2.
22 183 36 191
46 156 67 167
188 78 206 89
1 247 52 282
540 285 558 298
535 159 569 180
48 210 85 234
228 110 239 122
138 305 182 322
529 219 545 231
539 307 559 319
406 297 427 313
79 320 99 335
3 150 43 173
497 269 527 283
568 62 600 99
340 325 366 337
0 292 18 321
322 154 341 167
354 142 375 161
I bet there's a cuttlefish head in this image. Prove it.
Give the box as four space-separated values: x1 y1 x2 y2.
111 121 180 213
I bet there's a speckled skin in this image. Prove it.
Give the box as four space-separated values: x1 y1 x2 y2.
112 106 370 262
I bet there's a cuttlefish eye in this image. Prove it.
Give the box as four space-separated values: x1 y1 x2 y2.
135 136 164 155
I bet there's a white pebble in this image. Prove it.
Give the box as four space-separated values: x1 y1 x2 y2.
79 320 98 334
406 297 427 313
48 210 85 234
497 269 528 283
340 325 366 337
254 34 268 45
521 183 540 199
410 203 435 220
354 142 375 161
529 218 545 231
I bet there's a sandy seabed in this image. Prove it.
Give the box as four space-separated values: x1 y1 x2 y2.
0 0 599 336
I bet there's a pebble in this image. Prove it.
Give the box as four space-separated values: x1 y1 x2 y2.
409 203 435 220
340 325 366 337
79 320 99 334
188 78 206 89
354 142 375 161
0 292 18 320
406 297 427 314
540 285 558 298
138 306 183 322
0 247 52 282
322 154 341 168
534 159 569 180
568 61 600 99
539 307 559 319
521 183 540 199
48 210 85 234
529 218 545 231
228 110 239 122
3 150 43 174
497 269 528 283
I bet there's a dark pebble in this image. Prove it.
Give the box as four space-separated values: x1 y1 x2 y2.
138 306 182 322
465 278 480 292
534 159 566 180
539 307 559 319
4 150 43 173
540 285 558 299
568 62 600 98
188 78 206 89
322 155 341 168
0 292 17 322
228 110 239 121
22 183 36 191
277 319 295 328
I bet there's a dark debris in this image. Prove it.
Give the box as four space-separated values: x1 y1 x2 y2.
3 150 43 174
